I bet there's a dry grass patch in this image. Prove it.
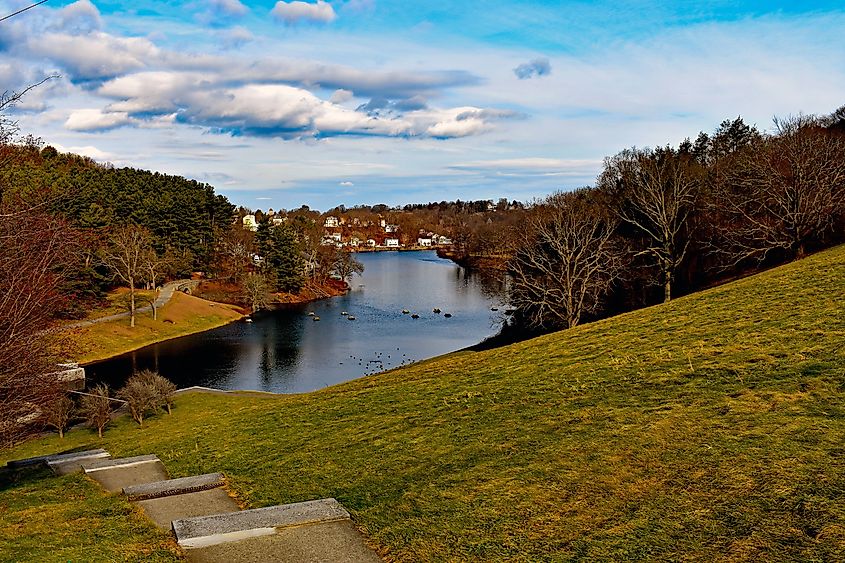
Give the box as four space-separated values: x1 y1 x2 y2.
59 292 244 363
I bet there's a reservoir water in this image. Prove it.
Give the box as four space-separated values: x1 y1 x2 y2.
86 250 505 393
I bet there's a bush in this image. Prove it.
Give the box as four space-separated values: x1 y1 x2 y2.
43 395 75 439
79 385 111 438
117 375 158 427
136 370 177 415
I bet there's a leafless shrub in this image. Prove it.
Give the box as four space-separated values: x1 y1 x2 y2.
136 369 177 415
80 384 111 438
43 395 75 439
117 374 159 426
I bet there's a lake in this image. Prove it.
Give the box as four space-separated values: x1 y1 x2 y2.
85 250 506 393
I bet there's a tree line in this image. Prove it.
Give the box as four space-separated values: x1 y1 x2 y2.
508 111 845 331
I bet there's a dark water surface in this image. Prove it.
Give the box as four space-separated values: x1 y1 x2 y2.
86 251 505 393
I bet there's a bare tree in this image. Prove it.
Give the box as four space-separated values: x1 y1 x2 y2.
0 210 71 447
714 115 845 263
79 384 111 438
44 396 74 439
333 250 365 283
508 190 623 330
241 273 271 312
100 225 155 328
599 147 701 301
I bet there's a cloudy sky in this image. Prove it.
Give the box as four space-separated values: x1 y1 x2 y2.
3 1 844 210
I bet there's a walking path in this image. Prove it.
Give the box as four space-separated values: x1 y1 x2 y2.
60 279 199 330
6 449 382 562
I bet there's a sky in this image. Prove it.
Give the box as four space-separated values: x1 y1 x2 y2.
2 0 844 210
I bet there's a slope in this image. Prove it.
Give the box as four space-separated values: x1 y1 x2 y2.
3 245 845 562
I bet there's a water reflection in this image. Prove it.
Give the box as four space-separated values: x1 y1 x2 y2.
86 251 505 394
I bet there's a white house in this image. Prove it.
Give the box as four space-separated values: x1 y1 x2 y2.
366 239 377 247
349 237 361 247
330 232 342 242
437 235 453 245
324 216 339 228
385 224 398 233
384 238 400 248
271 216 287 226
417 237 433 247
379 218 386 228
242 214 258 231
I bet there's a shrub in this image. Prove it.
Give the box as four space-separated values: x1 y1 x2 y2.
79 385 111 438
43 395 75 439
136 369 177 415
117 375 158 427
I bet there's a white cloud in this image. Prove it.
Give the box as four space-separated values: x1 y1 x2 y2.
339 181 354 186
55 0 102 34
450 158 602 177
221 26 254 48
330 89 354 104
209 0 249 17
94 71 513 139
53 143 116 162
271 1 337 25
65 109 134 131
29 32 160 81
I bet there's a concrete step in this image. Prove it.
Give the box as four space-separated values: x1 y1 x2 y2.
136 488 242 531
82 454 169 492
183 520 383 563
47 450 112 476
7 449 110 474
124 473 226 501
173 498 350 549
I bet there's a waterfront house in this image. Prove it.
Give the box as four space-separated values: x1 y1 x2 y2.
242 214 258 231
417 237 433 247
385 238 400 248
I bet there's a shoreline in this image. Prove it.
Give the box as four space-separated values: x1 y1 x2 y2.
65 281 349 366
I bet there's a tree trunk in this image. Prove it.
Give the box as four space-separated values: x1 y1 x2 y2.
98 426 103 438
129 278 136 328
664 269 673 302
59 428 64 439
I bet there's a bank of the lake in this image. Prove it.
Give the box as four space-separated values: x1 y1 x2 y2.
85 251 506 393
58 292 246 364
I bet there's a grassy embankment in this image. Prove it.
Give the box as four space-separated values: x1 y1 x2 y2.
4 245 845 561
58 292 245 364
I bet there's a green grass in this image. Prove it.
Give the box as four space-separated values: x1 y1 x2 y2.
4 245 845 562
0 467 179 562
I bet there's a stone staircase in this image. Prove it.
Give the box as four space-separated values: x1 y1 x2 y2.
7 449 381 562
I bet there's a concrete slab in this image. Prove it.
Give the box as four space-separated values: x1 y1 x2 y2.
173 498 349 548
82 454 160 472
6 448 109 469
124 473 226 501
136 488 241 530
183 520 383 563
47 451 113 476
84 458 169 493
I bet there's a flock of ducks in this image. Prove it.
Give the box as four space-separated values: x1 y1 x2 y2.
305 307 458 321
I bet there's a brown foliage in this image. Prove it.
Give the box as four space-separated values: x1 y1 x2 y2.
0 209 73 447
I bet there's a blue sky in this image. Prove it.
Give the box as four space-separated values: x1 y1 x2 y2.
3 1 844 210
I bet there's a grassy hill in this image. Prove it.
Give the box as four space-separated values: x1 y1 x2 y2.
3 245 844 562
